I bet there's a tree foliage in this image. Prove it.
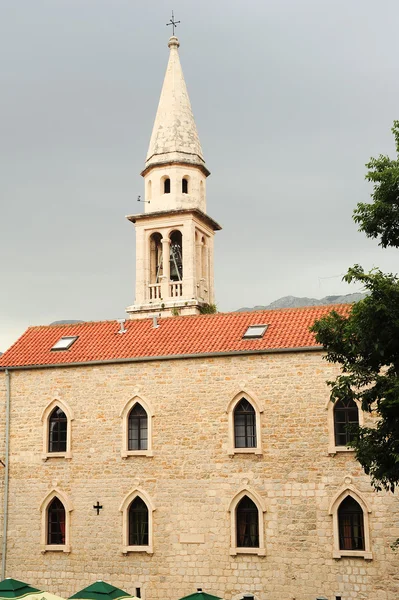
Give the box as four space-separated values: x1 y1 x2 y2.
311 122 399 492
354 120 399 248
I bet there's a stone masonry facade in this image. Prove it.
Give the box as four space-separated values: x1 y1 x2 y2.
0 351 398 600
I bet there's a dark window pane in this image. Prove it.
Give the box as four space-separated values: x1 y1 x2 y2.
236 496 259 547
338 496 365 550
234 399 256 448
48 407 67 452
47 497 66 545
334 399 359 446
182 178 188 194
164 178 170 194
128 404 148 451
129 497 149 546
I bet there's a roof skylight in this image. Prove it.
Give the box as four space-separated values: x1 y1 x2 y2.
51 336 78 351
242 325 268 340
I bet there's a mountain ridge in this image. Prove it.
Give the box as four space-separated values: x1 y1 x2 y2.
236 292 366 312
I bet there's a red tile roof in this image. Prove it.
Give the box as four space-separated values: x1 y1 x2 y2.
0 305 351 369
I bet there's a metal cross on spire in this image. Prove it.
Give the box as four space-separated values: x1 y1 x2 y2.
166 10 180 36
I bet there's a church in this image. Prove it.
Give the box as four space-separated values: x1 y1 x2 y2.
0 33 398 600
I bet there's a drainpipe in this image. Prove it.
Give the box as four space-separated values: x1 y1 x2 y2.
1 369 11 579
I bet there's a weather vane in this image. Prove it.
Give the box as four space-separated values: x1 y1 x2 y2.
166 10 180 36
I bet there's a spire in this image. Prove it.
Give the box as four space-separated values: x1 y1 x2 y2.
143 36 209 176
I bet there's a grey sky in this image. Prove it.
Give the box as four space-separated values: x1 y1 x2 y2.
1 0 398 352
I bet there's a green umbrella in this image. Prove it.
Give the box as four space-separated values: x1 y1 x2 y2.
69 581 137 600
0 579 41 599
178 590 222 600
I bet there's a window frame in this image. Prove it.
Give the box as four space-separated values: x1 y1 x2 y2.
40 488 72 553
120 396 153 458
128 403 148 452
128 496 149 546
228 488 266 556
327 398 363 455
119 488 155 554
41 398 74 460
227 391 263 456
234 399 257 449
329 485 372 560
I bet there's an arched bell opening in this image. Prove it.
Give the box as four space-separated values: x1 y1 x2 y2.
149 232 163 284
169 230 183 282
201 236 207 279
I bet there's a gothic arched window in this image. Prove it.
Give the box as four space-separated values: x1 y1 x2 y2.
164 178 171 194
47 497 66 545
334 398 359 446
182 178 188 194
128 403 148 451
338 496 365 551
129 497 149 546
48 407 67 453
234 399 256 448
236 496 259 548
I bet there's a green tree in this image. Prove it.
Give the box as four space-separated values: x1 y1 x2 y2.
311 122 399 493
354 120 399 248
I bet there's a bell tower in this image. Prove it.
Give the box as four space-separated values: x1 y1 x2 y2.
126 35 221 319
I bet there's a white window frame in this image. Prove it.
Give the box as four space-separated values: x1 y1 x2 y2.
40 488 73 554
41 397 74 460
228 487 266 556
328 485 372 560
119 488 155 554
120 395 154 458
326 398 364 455
227 391 263 456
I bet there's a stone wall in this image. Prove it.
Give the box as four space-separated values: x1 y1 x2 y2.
0 352 397 600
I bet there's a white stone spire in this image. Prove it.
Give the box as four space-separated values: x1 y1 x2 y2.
143 36 208 176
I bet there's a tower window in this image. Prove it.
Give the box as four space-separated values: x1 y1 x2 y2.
149 232 163 284
169 230 183 281
182 178 188 194
164 178 171 194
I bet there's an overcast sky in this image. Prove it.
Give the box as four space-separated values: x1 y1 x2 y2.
1 0 398 352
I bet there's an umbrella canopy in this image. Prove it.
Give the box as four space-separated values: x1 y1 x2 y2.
32 593 65 600
69 581 138 600
0 579 41 599
178 591 222 600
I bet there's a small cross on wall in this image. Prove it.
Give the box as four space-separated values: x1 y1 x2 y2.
93 501 103 515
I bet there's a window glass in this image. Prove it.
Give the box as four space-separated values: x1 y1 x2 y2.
334 399 359 446
236 496 259 547
129 497 149 546
128 404 148 451
48 407 67 452
234 399 256 448
47 497 65 545
338 496 365 550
